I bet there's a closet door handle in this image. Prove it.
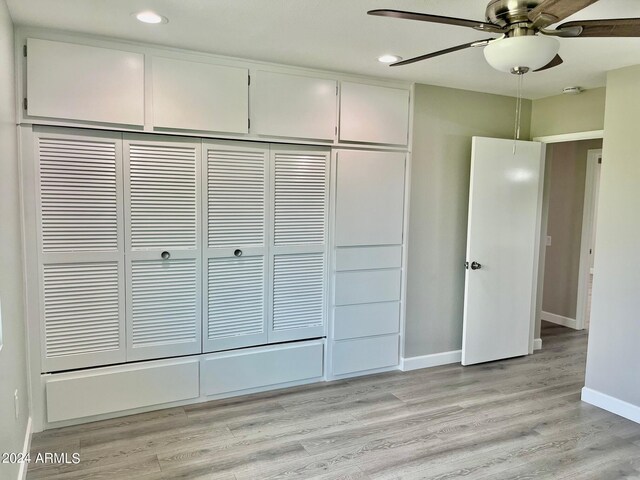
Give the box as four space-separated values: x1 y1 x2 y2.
161 251 171 260
234 249 243 257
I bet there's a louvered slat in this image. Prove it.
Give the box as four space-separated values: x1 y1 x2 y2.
208 256 265 340
130 259 198 348
129 143 197 249
274 153 327 245
43 262 121 358
272 253 324 331
39 137 118 252
208 148 265 247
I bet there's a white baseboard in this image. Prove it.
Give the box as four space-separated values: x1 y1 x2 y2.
400 350 462 372
541 311 578 329
17 417 32 480
533 338 542 351
582 387 640 425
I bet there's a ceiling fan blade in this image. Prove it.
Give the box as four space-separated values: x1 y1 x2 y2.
534 54 564 72
528 0 600 28
390 39 493 67
368 9 506 34
556 18 640 37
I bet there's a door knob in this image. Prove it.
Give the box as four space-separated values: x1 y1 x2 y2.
234 249 243 257
471 261 482 270
161 251 171 260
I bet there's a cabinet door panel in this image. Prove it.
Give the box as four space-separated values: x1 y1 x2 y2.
124 135 202 360
35 128 126 372
254 71 336 140
203 141 269 352
206 256 267 351
339 82 409 145
335 150 406 246
27 39 144 125
152 57 248 134
270 146 329 343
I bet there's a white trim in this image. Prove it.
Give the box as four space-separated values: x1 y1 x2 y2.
400 350 462 371
541 311 578 329
533 338 542 351
17 417 32 480
582 387 640 425
533 130 604 144
576 149 602 330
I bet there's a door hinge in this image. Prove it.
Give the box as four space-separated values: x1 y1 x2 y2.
23 98 28 110
248 118 251 131
336 85 338 95
23 45 27 57
248 74 251 86
335 126 337 135
598 157 602 164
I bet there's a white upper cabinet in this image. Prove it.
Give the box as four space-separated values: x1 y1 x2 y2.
152 57 248 134
26 39 144 126
253 71 337 140
339 82 410 145
335 150 406 246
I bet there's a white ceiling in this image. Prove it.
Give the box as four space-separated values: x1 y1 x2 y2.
7 0 640 99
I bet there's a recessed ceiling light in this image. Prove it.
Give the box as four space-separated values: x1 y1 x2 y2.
134 11 168 24
378 54 402 64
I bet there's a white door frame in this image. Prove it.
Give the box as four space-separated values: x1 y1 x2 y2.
575 149 602 330
533 130 604 339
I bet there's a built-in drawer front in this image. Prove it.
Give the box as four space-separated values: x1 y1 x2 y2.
201 341 323 396
335 246 402 271
335 270 401 306
46 359 199 423
334 302 400 340
332 335 399 375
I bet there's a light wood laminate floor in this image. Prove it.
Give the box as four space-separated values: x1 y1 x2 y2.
28 323 640 480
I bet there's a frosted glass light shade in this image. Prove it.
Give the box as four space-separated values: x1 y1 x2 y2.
483 36 559 73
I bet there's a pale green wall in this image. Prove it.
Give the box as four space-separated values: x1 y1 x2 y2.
531 87 606 138
0 1 30 479
406 84 531 358
584 65 640 408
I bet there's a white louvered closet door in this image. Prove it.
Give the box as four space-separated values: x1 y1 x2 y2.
124 135 202 361
203 141 269 352
270 146 330 343
34 128 126 372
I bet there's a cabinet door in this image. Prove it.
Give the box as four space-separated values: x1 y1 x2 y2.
203 141 269 352
270 146 329 343
35 128 126 372
124 135 202 361
335 150 406 246
27 39 144 126
339 82 410 145
152 57 249 134
253 71 337 140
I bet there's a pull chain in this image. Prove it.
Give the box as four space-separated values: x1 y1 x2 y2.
513 72 524 155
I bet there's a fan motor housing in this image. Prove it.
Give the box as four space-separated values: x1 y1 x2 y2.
486 0 542 27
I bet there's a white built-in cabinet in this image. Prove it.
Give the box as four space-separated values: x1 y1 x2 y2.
339 82 410 146
253 71 337 140
151 57 249 134
26 39 145 126
33 128 329 373
123 135 203 361
331 150 406 376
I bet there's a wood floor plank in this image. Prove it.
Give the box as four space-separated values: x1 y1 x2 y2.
27 322 640 480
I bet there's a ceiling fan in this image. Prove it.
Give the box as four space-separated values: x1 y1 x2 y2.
369 0 640 74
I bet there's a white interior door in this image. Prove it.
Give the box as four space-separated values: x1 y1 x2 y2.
462 137 544 366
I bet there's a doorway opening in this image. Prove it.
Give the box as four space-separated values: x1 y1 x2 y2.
535 133 603 347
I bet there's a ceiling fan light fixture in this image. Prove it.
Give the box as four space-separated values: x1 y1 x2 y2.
378 54 403 63
483 35 559 74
